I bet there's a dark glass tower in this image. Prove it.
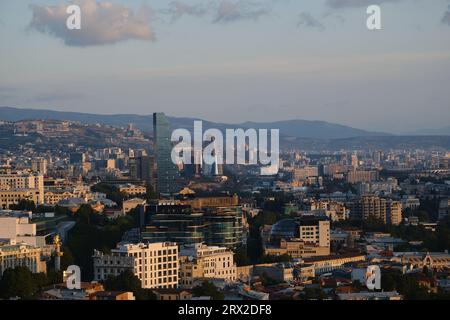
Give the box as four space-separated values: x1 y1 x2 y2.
153 112 179 195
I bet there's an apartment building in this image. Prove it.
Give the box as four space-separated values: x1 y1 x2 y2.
0 171 44 206
93 242 179 289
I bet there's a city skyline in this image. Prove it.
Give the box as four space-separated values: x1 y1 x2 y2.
1 0 450 133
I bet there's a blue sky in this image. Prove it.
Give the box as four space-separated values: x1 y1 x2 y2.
1 0 450 133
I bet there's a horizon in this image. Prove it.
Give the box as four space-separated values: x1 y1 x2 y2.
1 105 449 136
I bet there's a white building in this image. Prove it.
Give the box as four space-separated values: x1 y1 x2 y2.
179 243 237 288
93 242 178 289
0 210 46 247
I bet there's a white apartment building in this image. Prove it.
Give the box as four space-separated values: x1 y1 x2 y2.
93 242 178 289
179 243 237 288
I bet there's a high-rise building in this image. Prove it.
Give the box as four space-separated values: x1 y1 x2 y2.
153 113 179 195
130 156 155 188
348 195 402 225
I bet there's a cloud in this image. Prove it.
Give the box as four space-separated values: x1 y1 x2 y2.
297 12 325 31
443 5 450 26
326 0 401 9
162 1 209 22
28 0 155 47
212 0 271 24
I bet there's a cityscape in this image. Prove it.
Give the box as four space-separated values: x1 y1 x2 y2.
1 0 450 310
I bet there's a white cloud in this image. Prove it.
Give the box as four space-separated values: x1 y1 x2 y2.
29 0 155 47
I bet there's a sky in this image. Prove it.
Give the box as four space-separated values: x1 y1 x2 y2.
0 0 450 133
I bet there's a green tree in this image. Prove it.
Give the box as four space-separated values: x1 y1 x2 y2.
0 267 38 299
192 281 224 300
103 270 156 300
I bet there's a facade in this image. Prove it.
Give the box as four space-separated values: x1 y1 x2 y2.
31 158 47 175
302 253 366 274
179 243 237 288
118 184 147 196
309 200 349 221
122 198 146 214
0 243 47 275
142 199 243 249
0 211 45 247
265 215 330 258
93 242 179 289
153 113 179 194
129 155 155 188
0 172 44 205
348 195 402 225
347 170 379 184
0 189 41 209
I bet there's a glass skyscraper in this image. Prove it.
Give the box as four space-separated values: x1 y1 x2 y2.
153 112 179 195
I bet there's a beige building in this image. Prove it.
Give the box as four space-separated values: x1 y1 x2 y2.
179 243 237 288
348 195 402 225
93 242 179 289
0 172 44 205
310 200 349 221
118 184 147 196
388 201 403 226
265 239 330 259
347 170 379 184
122 198 146 214
0 243 47 276
303 253 366 274
0 189 42 209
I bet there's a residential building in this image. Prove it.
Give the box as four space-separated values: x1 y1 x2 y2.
93 242 179 289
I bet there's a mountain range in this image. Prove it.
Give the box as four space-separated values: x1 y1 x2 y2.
0 106 389 139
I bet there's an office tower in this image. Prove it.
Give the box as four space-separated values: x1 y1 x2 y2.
31 158 47 175
93 242 179 289
130 156 155 188
153 113 179 195
141 202 205 245
142 195 243 249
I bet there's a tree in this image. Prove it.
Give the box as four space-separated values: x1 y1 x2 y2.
192 281 224 300
9 199 36 212
0 267 38 299
233 246 251 267
103 270 156 300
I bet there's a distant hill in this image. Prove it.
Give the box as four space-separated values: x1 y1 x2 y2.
407 126 450 136
0 106 389 139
